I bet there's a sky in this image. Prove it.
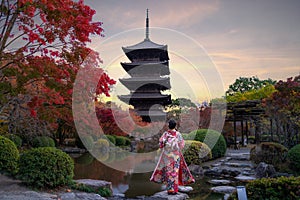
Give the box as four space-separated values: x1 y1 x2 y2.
84 0 300 103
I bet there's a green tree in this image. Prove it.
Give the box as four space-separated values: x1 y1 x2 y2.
226 76 276 96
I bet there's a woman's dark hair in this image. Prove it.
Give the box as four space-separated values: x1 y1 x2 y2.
168 119 177 129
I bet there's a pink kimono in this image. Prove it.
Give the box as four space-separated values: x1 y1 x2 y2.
150 130 195 193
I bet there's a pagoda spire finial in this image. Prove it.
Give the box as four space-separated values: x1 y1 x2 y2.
145 8 149 40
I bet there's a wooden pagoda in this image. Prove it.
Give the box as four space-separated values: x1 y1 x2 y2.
118 9 171 122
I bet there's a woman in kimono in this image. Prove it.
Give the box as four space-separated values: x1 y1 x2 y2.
150 119 194 195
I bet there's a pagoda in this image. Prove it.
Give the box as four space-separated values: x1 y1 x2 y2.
118 9 171 122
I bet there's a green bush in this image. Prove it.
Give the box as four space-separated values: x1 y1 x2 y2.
248 136 256 144
183 140 212 165
250 142 288 169
287 144 300 171
18 147 74 188
115 136 130 146
7 134 22 148
32 136 55 148
191 129 227 159
76 135 94 150
246 176 300 200
94 139 109 150
182 132 197 140
0 135 19 175
105 135 116 145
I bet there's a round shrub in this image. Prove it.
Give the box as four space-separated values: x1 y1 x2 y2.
248 136 256 144
191 129 227 159
124 137 131 146
183 140 212 165
7 134 22 148
287 144 300 171
182 132 197 140
76 135 94 150
0 136 19 175
18 147 74 188
105 135 116 145
32 136 55 148
115 136 127 146
250 142 288 168
94 139 109 150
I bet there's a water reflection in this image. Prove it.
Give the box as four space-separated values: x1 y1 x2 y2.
73 152 224 199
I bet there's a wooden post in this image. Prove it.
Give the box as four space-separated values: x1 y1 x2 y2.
245 120 249 144
241 120 244 146
234 111 238 149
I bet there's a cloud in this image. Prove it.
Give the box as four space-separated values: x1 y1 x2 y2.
87 0 220 34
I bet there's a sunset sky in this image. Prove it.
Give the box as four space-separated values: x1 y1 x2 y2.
85 0 300 103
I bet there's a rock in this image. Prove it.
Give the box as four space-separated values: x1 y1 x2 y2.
255 162 276 178
225 162 253 168
75 179 113 194
178 186 193 193
188 164 204 175
0 191 57 200
226 153 250 161
235 175 256 182
211 163 222 167
208 179 232 185
60 147 87 154
152 191 189 200
204 169 221 177
223 193 231 200
211 186 236 194
59 192 106 200
221 169 241 177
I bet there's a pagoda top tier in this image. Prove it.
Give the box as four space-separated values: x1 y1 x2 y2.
122 9 169 62
122 39 167 51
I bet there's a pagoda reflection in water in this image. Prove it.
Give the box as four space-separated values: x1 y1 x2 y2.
118 9 171 122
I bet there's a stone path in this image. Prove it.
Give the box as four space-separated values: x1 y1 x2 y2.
203 147 256 198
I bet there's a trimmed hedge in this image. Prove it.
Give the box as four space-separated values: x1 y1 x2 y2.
18 147 74 188
115 136 131 146
182 132 197 140
7 134 22 148
94 139 109 150
32 136 55 148
287 144 300 171
0 136 19 175
105 135 116 145
246 176 300 200
190 129 227 159
183 140 212 165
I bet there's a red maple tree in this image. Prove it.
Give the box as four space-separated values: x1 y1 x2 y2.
0 0 115 130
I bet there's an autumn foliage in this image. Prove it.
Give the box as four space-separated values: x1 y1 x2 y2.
0 0 115 129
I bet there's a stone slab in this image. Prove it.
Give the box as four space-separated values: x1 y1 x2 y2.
211 186 236 194
59 192 106 200
152 191 189 200
75 179 113 193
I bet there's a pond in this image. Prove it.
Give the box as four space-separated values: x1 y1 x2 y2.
72 152 224 199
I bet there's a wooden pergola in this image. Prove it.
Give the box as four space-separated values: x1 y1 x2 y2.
225 100 266 149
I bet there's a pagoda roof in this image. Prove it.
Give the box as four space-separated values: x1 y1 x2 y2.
121 61 170 76
119 77 170 90
118 93 171 100
122 39 167 52
121 60 168 66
